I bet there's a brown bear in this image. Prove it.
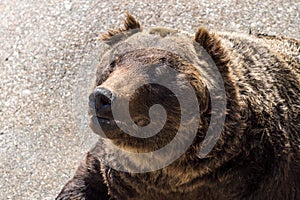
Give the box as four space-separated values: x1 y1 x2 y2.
56 13 300 200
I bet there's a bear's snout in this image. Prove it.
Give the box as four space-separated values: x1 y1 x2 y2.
89 87 113 121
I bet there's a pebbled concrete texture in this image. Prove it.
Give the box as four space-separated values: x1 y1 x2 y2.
0 0 299 199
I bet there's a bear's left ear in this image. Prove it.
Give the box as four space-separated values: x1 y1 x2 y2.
100 12 142 45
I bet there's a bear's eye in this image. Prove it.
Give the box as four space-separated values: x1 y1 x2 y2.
96 61 116 86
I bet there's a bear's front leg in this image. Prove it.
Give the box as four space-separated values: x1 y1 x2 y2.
56 150 110 200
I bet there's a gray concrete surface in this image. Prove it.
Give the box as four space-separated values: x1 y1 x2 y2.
0 0 299 199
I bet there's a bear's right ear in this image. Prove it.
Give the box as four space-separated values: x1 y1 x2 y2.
99 12 142 45
195 27 230 69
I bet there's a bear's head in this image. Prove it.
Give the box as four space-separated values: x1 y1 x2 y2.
88 13 242 171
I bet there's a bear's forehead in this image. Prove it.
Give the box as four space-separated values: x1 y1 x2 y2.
107 27 201 65
96 27 213 86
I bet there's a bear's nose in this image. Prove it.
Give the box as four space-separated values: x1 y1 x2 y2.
90 87 113 120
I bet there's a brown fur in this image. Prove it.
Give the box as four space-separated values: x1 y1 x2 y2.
99 12 141 42
57 14 300 200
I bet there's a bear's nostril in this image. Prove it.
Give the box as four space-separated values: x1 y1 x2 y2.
92 87 113 120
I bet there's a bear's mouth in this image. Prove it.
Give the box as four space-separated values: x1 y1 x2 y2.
96 116 127 126
96 116 112 124
89 114 127 135
91 115 118 127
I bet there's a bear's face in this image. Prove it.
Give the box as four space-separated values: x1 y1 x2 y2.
86 13 242 175
89 47 208 153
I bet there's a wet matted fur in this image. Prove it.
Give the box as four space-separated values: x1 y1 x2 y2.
57 14 299 200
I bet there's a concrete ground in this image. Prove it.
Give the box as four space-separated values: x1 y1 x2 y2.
0 0 299 199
